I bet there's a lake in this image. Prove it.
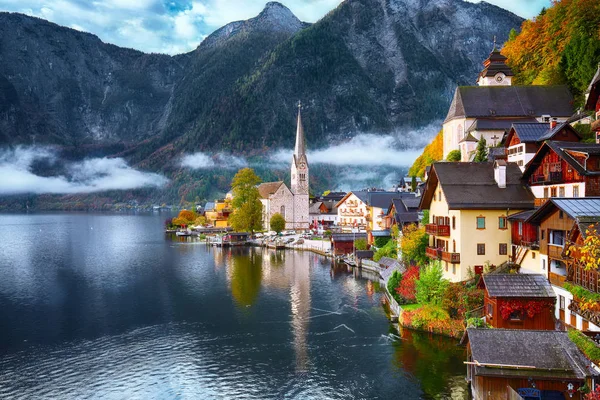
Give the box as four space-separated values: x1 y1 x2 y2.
0 213 468 399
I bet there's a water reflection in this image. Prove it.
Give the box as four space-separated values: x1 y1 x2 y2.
227 249 264 307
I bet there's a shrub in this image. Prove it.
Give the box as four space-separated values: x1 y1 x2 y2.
446 150 461 162
401 305 465 338
466 317 488 328
568 329 600 366
354 238 368 251
387 270 403 304
374 236 391 248
374 239 397 261
442 282 485 320
396 265 419 302
400 225 428 265
415 261 449 306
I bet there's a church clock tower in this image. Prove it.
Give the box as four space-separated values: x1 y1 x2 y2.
290 102 310 229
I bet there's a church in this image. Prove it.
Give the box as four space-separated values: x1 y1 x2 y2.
443 44 574 161
258 104 310 230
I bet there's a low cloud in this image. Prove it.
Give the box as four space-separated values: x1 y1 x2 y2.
180 152 248 169
0 146 168 195
272 124 438 167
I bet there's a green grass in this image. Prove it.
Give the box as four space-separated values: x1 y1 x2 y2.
568 329 600 365
401 303 422 311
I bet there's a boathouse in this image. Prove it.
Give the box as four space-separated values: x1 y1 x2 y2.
482 274 556 330
331 233 367 256
465 328 599 400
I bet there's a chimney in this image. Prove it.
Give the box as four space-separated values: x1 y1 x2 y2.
550 117 557 130
494 160 507 189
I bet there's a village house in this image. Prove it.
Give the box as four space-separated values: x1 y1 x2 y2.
526 198 600 332
258 105 310 230
365 191 409 245
522 141 600 203
443 47 574 160
420 161 535 282
505 121 581 171
384 197 421 233
308 199 338 229
507 209 541 275
335 191 369 231
204 198 232 228
482 274 556 330
465 328 599 400
397 175 422 192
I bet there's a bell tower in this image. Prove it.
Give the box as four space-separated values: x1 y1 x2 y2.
477 37 514 87
290 101 309 229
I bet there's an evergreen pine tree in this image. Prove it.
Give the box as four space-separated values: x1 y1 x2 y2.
473 136 488 162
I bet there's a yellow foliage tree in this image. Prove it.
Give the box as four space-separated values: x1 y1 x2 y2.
569 224 600 271
400 225 429 266
408 130 443 178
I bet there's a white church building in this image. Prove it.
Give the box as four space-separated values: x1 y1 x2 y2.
443 46 574 161
258 104 310 230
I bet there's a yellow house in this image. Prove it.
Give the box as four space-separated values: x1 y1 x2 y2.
419 161 535 282
205 199 232 228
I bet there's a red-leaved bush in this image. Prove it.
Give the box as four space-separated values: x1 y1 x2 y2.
396 265 419 301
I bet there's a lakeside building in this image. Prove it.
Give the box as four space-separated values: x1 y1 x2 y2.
465 328 599 400
331 233 367 256
504 122 582 171
521 141 600 202
258 105 310 230
443 47 574 160
526 198 600 332
482 274 556 330
419 161 535 282
336 191 369 231
309 200 339 229
204 199 232 228
384 197 421 233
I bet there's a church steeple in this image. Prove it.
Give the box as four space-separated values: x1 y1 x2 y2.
477 39 514 86
294 101 306 160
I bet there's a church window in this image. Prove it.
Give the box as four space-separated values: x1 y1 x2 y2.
281 206 285 218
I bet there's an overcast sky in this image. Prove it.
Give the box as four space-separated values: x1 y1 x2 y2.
0 0 551 55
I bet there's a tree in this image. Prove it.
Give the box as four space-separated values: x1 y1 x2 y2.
473 136 488 162
270 213 286 233
508 27 518 42
322 190 331 196
415 261 449 306
411 176 417 192
400 225 428 266
354 238 368 251
177 209 197 224
446 150 461 162
229 168 263 233
569 224 600 271
396 265 419 302
193 215 207 227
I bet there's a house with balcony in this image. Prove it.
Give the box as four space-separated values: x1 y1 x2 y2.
365 191 411 244
335 191 369 231
205 199 233 228
309 200 338 229
526 198 600 332
504 122 581 171
420 161 535 282
507 209 541 274
384 197 421 232
522 141 600 203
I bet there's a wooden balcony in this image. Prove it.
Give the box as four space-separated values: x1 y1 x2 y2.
426 246 441 260
425 223 450 236
549 272 566 288
441 251 460 264
569 298 600 327
548 245 565 259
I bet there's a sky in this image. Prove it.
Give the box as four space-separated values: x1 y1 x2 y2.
0 0 552 55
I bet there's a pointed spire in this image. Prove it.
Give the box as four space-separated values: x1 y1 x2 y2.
294 101 306 158
492 35 497 51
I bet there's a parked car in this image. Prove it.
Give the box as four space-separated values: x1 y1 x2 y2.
294 238 304 245
285 238 295 244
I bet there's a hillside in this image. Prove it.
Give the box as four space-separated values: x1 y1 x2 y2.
502 0 600 104
408 130 443 178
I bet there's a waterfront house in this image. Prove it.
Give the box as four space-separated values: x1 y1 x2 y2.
205 199 232 228
336 191 369 231
443 47 574 160
482 274 556 330
384 197 421 232
505 122 581 171
309 200 338 229
365 191 409 245
521 141 600 202
465 328 599 400
420 161 535 282
526 198 600 332
331 233 367 256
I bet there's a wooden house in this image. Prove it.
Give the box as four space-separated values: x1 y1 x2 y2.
507 210 541 274
331 233 367 256
505 122 581 171
585 63 600 141
384 197 420 232
482 274 555 330
521 141 600 202
527 198 600 332
465 328 599 400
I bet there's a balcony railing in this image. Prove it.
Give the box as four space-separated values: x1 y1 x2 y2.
548 245 565 259
441 251 460 264
532 171 562 184
425 224 450 236
549 272 567 287
426 247 441 260
569 298 600 327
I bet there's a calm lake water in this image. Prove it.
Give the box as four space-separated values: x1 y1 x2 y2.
0 213 468 399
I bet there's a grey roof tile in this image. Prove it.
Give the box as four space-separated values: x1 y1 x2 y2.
483 274 555 298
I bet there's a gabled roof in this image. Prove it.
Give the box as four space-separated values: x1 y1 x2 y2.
445 85 574 123
585 63 600 111
466 118 535 133
204 201 216 211
483 274 555 298
331 233 367 242
459 132 478 143
507 122 550 144
537 121 581 142
527 198 600 225
378 257 400 268
478 48 514 80
420 162 535 210
367 191 403 210
522 141 600 180
257 181 284 199
466 328 598 380
309 201 323 214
